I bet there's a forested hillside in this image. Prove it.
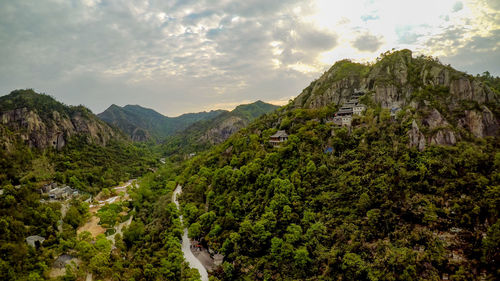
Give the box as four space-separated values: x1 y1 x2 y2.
0 90 156 193
176 50 500 280
1 50 499 280
98 104 225 142
0 90 159 279
163 100 279 157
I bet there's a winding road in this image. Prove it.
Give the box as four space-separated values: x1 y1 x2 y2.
172 185 209 281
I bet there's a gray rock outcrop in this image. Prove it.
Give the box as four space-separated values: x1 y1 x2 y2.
0 107 122 150
292 49 499 149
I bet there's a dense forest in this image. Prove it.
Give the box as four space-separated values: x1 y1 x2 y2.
0 160 202 280
0 90 168 280
175 52 500 280
0 136 157 193
179 104 499 280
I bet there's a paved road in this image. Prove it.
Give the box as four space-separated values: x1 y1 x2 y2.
107 211 133 245
172 185 208 281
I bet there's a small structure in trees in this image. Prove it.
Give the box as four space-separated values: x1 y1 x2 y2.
269 130 289 147
41 182 57 193
26 235 45 248
351 90 364 98
48 186 78 200
330 90 366 126
353 104 366 115
390 107 401 119
213 253 224 266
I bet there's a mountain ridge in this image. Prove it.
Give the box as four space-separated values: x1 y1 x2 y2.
98 104 226 141
289 49 499 149
163 100 280 156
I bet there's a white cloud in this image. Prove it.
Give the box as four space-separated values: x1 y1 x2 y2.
0 0 498 115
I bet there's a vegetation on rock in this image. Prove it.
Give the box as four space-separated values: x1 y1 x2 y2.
98 104 226 142
175 50 500 280
163 100 279 158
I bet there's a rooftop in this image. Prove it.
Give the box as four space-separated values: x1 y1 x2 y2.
270 130 288 138
26 235 45 247
338 108 353 113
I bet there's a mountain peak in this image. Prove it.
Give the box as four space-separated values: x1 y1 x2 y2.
292 49 499 148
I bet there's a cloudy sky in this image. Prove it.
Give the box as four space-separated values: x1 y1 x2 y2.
0 0 498 116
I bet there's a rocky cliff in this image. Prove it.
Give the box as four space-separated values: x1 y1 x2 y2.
163 100 280 155
0 89 125 150
199 115 247 145
292 50 499 150
198 100 280 145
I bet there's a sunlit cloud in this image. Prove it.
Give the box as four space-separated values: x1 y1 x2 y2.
0 0 498 115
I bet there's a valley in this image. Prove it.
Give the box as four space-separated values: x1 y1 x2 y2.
78 180 135 239
0 49 499 281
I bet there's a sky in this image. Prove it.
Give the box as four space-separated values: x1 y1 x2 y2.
0 0 499 116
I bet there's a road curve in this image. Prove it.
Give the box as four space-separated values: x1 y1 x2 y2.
172 185 208 281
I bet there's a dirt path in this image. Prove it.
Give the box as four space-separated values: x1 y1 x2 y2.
77 215 106 237
107 211 134 244
78 180 135 239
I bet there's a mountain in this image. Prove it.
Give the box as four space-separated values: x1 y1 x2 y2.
292 49 498 148
177 50 500 280
98 104 226 141
0 90 159 280
163 100 280 155
0 89 125 151
0 89 154 191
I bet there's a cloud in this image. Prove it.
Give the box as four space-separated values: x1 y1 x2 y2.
0 0 322 115
431 29 500 75
485 0 500 10
395 25 421 44
0 0 498 115
418 0 500 75
352 33 384 52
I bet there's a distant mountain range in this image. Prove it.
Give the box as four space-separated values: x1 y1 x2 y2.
163 100 280 155
97 104 226 141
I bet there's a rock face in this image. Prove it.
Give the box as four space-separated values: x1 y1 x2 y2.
409 120 426 151
408 109 459 151
292 49 499 149
200 115 247 145
164 100 280 155
0 90 124 150
196 100 280 145
458 106 499 138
